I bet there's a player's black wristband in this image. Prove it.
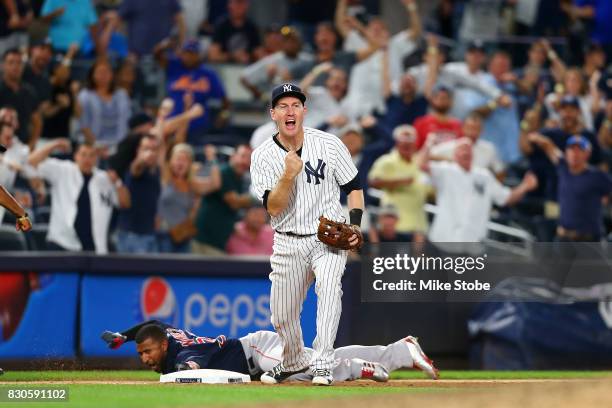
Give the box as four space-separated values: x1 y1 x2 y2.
349 208 363 227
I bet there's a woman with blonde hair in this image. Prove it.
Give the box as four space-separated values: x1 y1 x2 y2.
156 143 220 253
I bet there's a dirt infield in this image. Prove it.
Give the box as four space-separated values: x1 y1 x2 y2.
256 379 612 408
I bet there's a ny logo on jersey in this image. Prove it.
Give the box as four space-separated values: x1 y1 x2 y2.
100 191 114 208
283 84 293 92
473 180 485 196
304 159 326 185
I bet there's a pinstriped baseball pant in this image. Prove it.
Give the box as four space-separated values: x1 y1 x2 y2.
269 233 348 372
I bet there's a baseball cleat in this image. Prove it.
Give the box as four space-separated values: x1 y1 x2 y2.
405 336 439 379
260 363 308 384
311 369 333 386
355 359 389 382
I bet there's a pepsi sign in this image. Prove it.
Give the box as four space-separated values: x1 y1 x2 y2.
80 274 317 356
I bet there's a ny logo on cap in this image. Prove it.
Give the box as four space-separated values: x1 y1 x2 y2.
283 84 293 92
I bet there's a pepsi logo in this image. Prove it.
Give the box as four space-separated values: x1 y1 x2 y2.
140 277 179 326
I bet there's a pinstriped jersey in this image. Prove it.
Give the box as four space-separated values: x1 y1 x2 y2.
250 127 358 235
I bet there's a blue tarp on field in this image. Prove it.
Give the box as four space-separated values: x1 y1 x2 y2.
469 279 612 369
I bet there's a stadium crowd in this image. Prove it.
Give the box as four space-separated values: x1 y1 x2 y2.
0 0 611 254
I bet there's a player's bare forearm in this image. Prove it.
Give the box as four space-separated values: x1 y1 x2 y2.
347 190 365 249
267 175 295 217
347 189 364 212
0 185 26 218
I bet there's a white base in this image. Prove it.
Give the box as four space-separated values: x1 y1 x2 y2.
159 369 251 384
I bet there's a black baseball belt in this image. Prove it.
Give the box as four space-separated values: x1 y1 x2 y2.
275 230 316 238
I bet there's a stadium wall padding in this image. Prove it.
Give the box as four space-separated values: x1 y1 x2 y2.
0 272 79 358
0 254 356 359
80 275 318 357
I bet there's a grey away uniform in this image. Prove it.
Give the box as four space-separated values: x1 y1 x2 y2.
104 321 430 381
241 330 422 381
250 126 359 372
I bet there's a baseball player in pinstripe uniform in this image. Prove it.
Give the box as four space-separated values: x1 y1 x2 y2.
250 83 365 386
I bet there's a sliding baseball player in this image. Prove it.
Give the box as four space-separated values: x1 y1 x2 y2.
102 320 439 382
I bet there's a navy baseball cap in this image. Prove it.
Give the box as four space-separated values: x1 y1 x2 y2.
467 39 485 52
182 39 201 54
271 83 306 107
566 135 591 150
559 95 580 108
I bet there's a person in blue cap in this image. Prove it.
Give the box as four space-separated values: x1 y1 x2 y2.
154 39 229 144
522 95 603 202
527 133 612 241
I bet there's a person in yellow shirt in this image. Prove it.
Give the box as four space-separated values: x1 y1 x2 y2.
368 125 429 242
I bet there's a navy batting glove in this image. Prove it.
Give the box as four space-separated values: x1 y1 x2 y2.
101 331 127 349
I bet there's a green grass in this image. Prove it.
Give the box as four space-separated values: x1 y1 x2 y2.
0 382 416 408
1 370 159 382
3 369 609 382
1 370 610 408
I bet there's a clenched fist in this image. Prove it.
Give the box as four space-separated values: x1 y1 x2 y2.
16 214 32 232
283 150 303 179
